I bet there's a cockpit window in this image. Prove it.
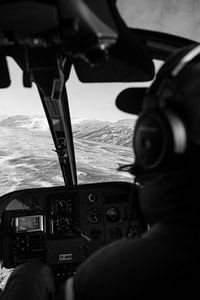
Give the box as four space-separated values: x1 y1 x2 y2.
67 65 160 184
117 0 200 42
67 60 163 184
0 55 163 196
0 58 64 196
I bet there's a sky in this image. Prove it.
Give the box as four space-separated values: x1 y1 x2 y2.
67 67 149 121
0 57 149 122
0 58 44 116
0 0 198 121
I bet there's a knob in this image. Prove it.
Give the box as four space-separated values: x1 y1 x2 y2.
88 193 97 204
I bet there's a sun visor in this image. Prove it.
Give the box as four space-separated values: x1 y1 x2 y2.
73 27 155 82
116 87 147 115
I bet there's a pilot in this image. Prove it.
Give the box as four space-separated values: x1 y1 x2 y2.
1 44 200 300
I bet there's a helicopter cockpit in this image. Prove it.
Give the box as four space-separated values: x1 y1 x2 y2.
0 0 199 291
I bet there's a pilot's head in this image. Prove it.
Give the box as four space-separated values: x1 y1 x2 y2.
117 44 200 225
133 44 200 174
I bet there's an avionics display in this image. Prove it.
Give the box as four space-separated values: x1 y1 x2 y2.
15 215 44 233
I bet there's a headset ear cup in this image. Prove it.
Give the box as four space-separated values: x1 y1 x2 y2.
133 111 174 170
133 109 187 171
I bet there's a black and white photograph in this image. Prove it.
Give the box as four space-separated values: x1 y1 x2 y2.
0 1 200 299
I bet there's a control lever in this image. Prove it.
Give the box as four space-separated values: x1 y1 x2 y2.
73 227 91 243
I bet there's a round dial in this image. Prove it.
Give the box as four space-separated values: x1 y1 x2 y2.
88 193 97 204
128 222 142 238
105 207 120 223
87 207 102 224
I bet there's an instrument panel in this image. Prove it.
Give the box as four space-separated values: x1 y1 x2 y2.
0 182 146 285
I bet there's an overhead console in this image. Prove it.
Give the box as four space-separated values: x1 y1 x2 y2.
0 182 146 286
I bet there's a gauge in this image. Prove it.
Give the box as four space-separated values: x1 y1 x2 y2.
54 199 72 214
105 207 120 223
53 216 72 233
88 193 97 204
87 208 102 224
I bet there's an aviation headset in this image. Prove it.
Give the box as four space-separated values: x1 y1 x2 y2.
133 44 200 172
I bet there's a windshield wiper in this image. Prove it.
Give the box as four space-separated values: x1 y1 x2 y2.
39 78 77 186
36 55 77 186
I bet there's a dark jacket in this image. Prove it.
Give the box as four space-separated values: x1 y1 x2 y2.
73 164 200 299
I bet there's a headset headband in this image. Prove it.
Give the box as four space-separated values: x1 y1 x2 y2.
172 44 200 77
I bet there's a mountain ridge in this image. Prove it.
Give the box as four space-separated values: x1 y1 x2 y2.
0 115 136 147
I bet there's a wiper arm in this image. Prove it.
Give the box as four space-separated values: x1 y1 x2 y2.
37 58 77 186
53 85 77 186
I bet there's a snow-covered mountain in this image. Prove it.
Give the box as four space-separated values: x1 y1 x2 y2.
0 115 49 131
0 115 136 147
73 118 134 147
0 114 135 190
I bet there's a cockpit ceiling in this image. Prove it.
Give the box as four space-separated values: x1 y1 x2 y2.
0 0 197 85
0 1 59 37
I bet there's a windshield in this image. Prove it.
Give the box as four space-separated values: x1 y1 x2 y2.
67 67 151 185
0 59 150 196
0 59 162 195
0 58 64 196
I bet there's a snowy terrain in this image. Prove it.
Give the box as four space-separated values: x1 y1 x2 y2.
0 115 135 196
0 114 135 289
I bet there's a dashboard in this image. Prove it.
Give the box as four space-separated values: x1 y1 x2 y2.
0 182 146 286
